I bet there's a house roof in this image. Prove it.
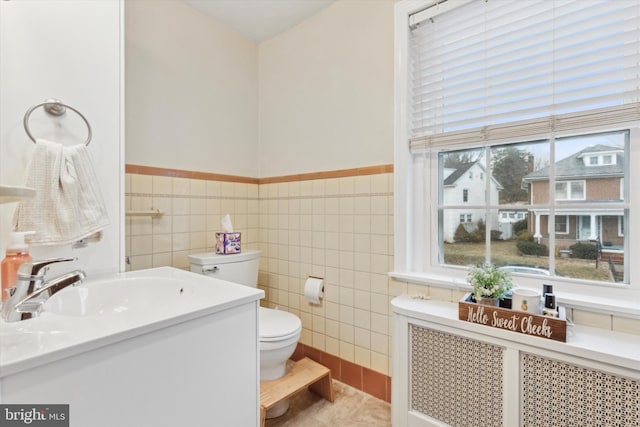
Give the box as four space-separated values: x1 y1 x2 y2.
443 162 476 186
443 161 504 189
523 144 624 181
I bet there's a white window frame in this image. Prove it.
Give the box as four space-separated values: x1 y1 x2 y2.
583 152 619 167
554 215 569 235
555 180 586 201
392 0 640 315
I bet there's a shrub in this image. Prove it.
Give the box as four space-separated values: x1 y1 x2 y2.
570 242 598 259
513 218 528 235
476 218 486 232
469 229 484 243
455 220 501 242
453 224 471 242
517 240 549 256
516 230 534 241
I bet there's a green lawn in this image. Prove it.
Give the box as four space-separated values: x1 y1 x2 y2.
443 240 613 282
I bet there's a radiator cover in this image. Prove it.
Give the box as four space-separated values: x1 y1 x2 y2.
410 325 504 427
521 353 640 427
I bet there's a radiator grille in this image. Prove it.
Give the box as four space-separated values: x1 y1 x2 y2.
410 325 504 427
521 353 640 427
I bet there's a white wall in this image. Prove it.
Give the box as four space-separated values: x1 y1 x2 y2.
258 0 395 177
0 1 123 275
124 0 394 178
125 0 259 177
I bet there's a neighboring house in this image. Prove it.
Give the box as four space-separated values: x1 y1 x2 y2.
522 144 624 259
442 161 502 242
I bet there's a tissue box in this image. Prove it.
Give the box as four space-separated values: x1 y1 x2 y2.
215 232 241 254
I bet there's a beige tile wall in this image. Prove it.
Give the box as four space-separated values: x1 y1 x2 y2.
125 171 396 375
125 173 260 270
257 174 394 375
125 170 639 378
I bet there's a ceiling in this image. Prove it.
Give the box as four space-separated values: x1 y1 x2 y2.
182 0 336 42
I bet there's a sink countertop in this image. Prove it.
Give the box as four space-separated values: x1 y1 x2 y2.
0 267 264 377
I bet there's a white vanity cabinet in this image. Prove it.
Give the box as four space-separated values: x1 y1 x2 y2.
391 295 640 427
0 267 264 427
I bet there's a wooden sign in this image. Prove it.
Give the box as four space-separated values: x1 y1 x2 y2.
458 293 566 342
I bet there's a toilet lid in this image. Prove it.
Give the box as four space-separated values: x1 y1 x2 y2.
259 307 301 341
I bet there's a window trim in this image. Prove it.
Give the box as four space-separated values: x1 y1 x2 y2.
583 152 619 167
555 180 586 201
554 215 570 235
393 0 640 315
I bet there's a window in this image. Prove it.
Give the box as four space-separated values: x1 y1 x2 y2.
462 189 468 202
459 214 472 224
554 216 569 234
395 0 638 303
555 181 585 201
437 131 627 281
581 151 620 166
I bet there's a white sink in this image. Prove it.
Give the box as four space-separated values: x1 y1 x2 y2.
0 267 265 427
1 267 264 379
43 277 195 317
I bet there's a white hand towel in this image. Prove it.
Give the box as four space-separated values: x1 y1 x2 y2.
13 139 109 245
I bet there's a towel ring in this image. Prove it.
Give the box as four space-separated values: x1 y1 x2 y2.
23 98 92 146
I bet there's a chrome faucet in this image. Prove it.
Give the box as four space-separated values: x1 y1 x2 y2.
1 257 86 322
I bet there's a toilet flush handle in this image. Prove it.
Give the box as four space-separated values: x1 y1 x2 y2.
202 266 219 274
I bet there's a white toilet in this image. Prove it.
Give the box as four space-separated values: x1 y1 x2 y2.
188 249 302 418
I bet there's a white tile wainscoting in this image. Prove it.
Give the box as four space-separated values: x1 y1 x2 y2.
125 166 395 379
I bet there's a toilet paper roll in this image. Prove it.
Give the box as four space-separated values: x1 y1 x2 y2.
304 277 324 304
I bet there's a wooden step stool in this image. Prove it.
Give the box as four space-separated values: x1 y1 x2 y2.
259 357 334 427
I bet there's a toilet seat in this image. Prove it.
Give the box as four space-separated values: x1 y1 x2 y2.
259 307 301 342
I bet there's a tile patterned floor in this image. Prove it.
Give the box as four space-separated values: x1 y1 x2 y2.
265 380 391 427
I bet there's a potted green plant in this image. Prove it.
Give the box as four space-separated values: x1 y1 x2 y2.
467 263 513 306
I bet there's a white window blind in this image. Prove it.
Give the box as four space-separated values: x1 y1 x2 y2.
409 0 640 150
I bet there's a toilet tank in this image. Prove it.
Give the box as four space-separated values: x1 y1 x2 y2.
188 250 261 288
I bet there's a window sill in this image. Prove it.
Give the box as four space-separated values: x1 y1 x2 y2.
391 294 640 369
388 271 640 320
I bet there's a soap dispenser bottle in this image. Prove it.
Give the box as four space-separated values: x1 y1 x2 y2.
1 231 34 301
